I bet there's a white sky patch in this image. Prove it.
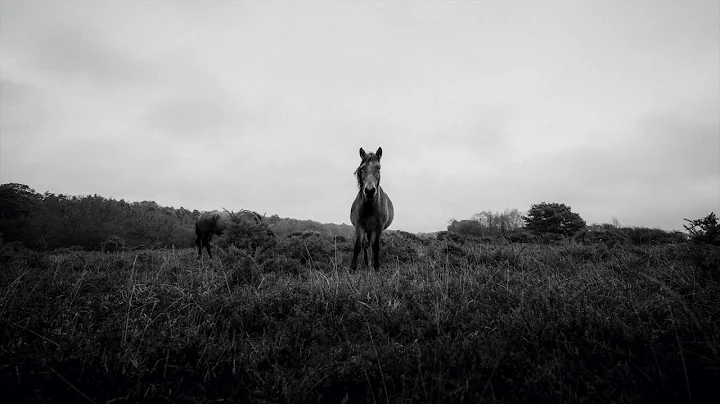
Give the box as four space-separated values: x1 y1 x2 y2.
1 0 718 233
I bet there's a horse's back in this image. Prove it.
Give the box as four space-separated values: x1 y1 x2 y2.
196 210 231 234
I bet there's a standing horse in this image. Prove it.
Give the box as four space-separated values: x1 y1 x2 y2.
350 147 394 270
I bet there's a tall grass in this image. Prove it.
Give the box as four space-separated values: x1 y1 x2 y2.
1 236 719 403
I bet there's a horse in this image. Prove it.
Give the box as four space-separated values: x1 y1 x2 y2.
350 147 394 270
195 209 270 259
195 210 233 259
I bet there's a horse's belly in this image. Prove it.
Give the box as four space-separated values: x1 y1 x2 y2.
358 215 385 230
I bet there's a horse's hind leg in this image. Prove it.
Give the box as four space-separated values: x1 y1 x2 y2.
351 230 362 270
205 235 213 259
195 235 203 258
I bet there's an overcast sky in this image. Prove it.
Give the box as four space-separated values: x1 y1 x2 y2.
1 0 718 233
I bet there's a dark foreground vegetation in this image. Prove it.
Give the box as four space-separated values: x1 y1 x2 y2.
2 232 719 403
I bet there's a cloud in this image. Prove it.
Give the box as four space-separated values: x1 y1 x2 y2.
141 92 291 142
142 95 246 140
1 1 717 233
0 79 50 137
22 24 151 87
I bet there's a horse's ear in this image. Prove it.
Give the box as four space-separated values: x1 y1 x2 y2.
376 147 382 159
359 148 366 159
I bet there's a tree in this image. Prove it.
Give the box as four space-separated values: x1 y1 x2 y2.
447 219 484 237
683 212 719 246
448 209 525 237
522 202 586 236
0 183 40 219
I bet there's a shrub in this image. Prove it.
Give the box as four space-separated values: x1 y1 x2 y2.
101 235 125 252
575 225 631 246
436 231 465 243
276 233 338 271
506 228 537 243
539 232 567 244
0 241 30 262
220 210 277 259
288 230 325 239
684 212 720 246
620 227 688 245
446 219 486 237
381 232 422 265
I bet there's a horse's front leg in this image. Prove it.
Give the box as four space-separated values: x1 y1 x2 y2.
370 231 381 270
363 233 370 267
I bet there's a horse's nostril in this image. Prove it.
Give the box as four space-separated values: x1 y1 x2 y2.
365 188 376 197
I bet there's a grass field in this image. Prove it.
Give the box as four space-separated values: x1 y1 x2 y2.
1 234 719 403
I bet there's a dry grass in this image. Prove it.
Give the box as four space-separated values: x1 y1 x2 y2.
1 236 719 403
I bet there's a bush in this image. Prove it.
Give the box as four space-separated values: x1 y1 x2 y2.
288 230 325 239
0 241 30 262
220 210 277 259
446 219 486 237
539 232 567 245
436 231 465 243
575 225 632 246
381 232 422 265
684 212 720 246
101 235 125 252
506 228 537 244
275 233 339 271
620 227 688 245
0 240 47 266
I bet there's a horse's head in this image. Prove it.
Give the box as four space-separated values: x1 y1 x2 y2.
355 147 383 200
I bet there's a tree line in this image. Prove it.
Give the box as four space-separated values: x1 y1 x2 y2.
1 183 717 250
448 202 718 246
0 183 356 251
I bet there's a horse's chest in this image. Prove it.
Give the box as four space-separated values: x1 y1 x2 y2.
358 205 384 228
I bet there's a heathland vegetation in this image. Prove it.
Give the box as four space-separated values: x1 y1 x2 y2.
1 182 719 403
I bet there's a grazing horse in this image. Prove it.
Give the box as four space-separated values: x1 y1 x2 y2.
350 147 394 270
195 210 232 259
195 210 275 259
